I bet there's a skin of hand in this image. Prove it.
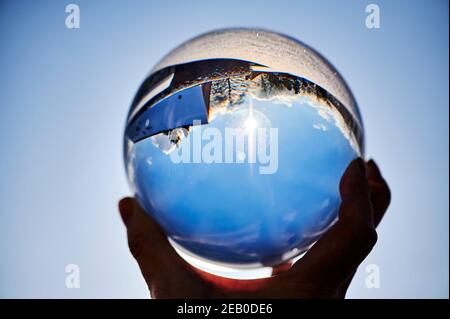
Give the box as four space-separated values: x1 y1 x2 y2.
118 158 390 299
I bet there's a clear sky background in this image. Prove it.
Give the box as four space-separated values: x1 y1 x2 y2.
0 0 448 298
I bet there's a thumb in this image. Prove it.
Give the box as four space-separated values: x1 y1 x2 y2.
118 197 191 295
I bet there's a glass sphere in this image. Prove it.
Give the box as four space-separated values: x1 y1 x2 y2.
124 29 364 278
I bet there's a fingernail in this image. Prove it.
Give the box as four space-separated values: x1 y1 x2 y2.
119 198 133 225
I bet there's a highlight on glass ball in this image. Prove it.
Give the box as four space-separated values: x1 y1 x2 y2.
124 28 364 278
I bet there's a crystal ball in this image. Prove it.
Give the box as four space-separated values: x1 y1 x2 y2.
124 29 364 277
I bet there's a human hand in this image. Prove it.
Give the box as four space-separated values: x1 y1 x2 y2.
118 158 390 298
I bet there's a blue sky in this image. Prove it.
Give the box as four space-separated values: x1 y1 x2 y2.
0 0 448 298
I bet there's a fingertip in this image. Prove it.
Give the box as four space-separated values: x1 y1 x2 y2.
365 160 391 227
119 197 134 225
366 159 391 204
119 197 134 213
366 159 382 180
340 157 368 198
